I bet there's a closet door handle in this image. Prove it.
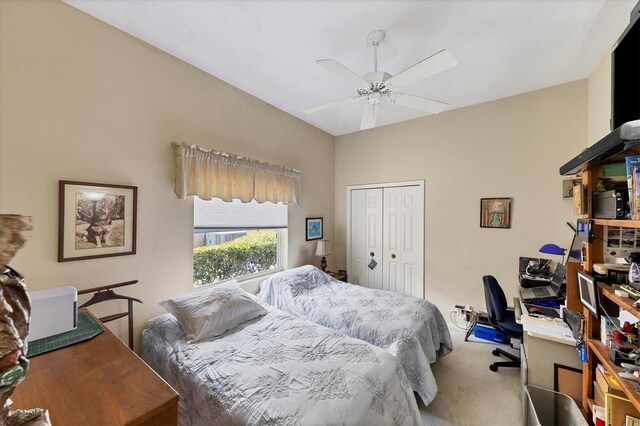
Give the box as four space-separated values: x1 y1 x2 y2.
391 254 396 259
370 252 375 257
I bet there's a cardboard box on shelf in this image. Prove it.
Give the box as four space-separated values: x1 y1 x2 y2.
606 393 640 426
594 380 605 407
595 368 625 397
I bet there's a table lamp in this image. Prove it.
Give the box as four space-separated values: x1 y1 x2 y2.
315 240 332 272
539 243 566 264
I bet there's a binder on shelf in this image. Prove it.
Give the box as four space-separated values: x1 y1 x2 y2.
626 155 640 219
635 166 640 220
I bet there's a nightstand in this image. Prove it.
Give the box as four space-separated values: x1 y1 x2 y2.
327 271 348 282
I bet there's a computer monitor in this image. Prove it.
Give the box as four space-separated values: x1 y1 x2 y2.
577 270 600 319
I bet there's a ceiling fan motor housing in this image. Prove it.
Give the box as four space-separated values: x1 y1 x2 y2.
358 71 392 102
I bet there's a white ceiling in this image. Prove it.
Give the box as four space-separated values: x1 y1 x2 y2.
65 0 637 136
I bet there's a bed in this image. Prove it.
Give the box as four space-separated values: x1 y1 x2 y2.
141 307 421 425
258 265 453 405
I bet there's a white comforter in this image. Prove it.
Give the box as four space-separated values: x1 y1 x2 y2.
141 307 421 425
258 265 453 405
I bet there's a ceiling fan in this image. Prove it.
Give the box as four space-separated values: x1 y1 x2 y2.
304 30 458 130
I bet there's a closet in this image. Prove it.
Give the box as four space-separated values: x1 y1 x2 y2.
347 181 424 298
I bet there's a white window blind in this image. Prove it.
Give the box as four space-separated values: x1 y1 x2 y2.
194 197 287 229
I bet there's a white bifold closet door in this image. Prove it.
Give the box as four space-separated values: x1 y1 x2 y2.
382 185 424 298
350 188 383 290
349 183 424 298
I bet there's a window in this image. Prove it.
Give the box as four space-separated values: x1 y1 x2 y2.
193 197 287 286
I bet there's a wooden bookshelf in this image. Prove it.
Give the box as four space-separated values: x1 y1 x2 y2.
587 339 640 414
600 284 640 321
592 219 640 227
577 163 640 419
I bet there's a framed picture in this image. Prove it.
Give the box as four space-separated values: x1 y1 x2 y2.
305 217 323 241
480 198 512 229
553 364 582 405
58 181 137 262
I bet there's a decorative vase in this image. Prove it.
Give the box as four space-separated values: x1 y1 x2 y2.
0 215 49 426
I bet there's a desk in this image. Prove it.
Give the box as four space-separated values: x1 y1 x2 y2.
12 310 178 425
515 297 582 391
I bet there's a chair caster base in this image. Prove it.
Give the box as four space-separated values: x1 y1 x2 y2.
492 349 501 356
489 363 498 372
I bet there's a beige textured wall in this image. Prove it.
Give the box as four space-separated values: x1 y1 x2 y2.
588 54 613 144
335 81 588 314
0 1 335 348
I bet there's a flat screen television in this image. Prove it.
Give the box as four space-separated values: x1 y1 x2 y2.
612 4 640 130
577 270 600 319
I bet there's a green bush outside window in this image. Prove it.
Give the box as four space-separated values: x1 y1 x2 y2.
193 230 277 286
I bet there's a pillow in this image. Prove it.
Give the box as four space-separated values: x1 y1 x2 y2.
159 281 267 342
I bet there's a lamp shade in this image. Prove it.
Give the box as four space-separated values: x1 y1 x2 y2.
315 240 332 257
539 243 566 256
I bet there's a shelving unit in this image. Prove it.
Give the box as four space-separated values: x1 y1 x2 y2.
592 219 640 228
577 164 640 417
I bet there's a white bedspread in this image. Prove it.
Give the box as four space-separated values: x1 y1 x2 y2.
141 307 421 425
258 265 453 405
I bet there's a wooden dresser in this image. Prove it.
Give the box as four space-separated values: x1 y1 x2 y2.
12 310 178 425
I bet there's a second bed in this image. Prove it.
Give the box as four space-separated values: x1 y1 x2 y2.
258 265 453 405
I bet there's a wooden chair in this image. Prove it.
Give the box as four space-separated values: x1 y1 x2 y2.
78 280 142 350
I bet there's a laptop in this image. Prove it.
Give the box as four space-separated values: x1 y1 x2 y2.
520 263 566 301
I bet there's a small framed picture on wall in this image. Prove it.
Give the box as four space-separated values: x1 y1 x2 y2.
305 217 323 241
480 198 512 229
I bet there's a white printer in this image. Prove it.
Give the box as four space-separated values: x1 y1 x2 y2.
27 286 77 342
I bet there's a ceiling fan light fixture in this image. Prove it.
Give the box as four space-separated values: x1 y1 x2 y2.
304 29 458 130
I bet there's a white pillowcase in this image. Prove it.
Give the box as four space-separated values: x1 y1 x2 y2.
159 281 267 342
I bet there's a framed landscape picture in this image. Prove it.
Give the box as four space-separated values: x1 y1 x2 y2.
480 198 512 229
58 181 137 262
305 217 323 241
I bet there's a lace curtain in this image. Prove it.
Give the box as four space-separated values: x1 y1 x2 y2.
172 142 302 204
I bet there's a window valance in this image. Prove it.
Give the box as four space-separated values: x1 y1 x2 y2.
172 142 302 205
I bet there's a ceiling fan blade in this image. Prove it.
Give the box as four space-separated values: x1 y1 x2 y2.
303 96 360 114
317 59 370 89
389 93 448 114
386 50 458 89
360 104 378 130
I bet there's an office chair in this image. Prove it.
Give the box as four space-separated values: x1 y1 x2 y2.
482 275 523 371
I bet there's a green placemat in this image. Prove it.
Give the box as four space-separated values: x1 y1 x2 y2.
26 311 104 358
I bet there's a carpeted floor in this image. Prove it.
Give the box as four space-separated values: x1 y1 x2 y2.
419 324 523 425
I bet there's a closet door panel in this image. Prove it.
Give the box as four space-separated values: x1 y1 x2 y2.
349 190 366 286
383 185 424 298
365 188 383 290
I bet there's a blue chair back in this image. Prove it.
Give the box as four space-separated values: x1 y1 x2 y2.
483 275 508 324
